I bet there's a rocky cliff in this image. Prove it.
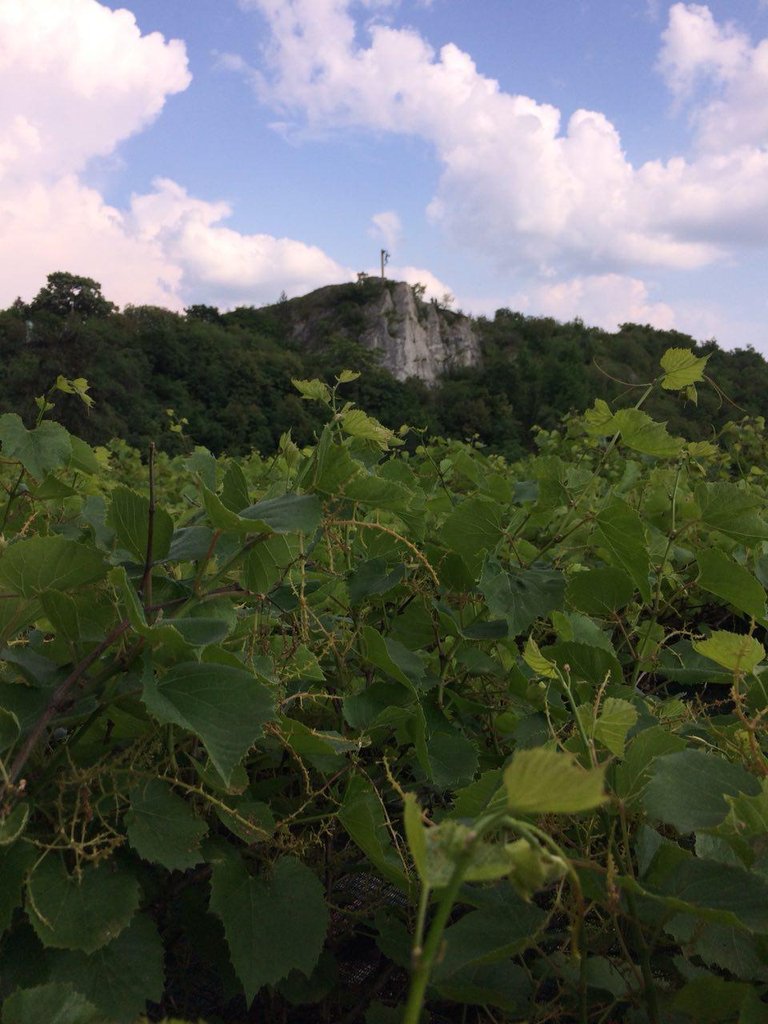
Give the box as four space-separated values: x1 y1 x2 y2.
285 279 480 384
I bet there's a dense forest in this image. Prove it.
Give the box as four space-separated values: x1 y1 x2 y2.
3 271 767 457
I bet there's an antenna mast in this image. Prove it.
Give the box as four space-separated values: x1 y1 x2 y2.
380 249 390 280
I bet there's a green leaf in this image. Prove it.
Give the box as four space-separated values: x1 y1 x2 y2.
209 852 328 1003
434 962 531 1014
243 535 299 593
479 560 566 638
697 550 767 621
241 493 322 533
221 460 250 512
48 914 164 1024
2 983 102 1024
613 408 683 458
0 414 72 481
593 498 651 601
404 793 429 885
361 626 427 691
0 840 35 933
0 802 29 846
26 858 140 953
693 631 765 674
0 536 106 598
614 726 688 803
426 730 478 790
125 779 208 870
594 697 638 757
696 482 768 543
523 637 557 678
660 347 710 391
338 775 409 890
292 378 331 404
565 566 634 617
433 891 546 982
107 486 173 561
642 749 761 833
0 707 20 754
142 662 274 786
657 857 768 933
440 497 503 573
339 408 400 449
347 558 405 604
504 748 606 814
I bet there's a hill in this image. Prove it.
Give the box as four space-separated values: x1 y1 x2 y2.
2 271 767 457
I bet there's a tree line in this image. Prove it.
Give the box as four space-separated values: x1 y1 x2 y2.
2 271 766 458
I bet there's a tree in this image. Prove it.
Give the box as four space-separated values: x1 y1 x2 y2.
30 272 117 319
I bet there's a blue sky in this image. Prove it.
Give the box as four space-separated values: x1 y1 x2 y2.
4 0 768 352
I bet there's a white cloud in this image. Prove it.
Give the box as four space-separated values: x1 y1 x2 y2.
0 0 350 311
236 0 768 286
369 210 402 251
659 2 768 151
514 274 676 332
131 178 349 305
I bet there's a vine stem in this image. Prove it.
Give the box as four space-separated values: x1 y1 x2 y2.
140 441 156 615
2 618 131 795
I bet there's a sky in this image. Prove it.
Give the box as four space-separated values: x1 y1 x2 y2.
4 0 768 352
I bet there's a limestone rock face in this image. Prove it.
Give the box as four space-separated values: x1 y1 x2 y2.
359 282 479 383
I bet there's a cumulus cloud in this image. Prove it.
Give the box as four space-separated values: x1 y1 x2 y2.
514 274 676 333
0 0 350 310
659 2 768 151
236 0 768 289
131 178 348 305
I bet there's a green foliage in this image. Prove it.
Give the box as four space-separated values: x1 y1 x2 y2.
1 349 768 1023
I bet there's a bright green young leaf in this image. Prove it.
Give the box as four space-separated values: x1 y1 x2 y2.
594 697 638 757
107 486 173 562
523 637 557 678
292 378 331 404
0 414 72 481
0 536 106 598
2 983 102 1024
504 748 606 814
48 914 164 1024
55 376 94 408
696 550 767 622
209 852 328 1003
660 347 710 391
693 631 765 674
583 398 618 436
339 408 401 449
642 749 761 833
142 663 274 785
613 408 683 458
125 779 208 870
26 858 140 953
336 369 361 383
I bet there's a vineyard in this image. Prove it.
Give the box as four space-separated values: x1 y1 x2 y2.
1 350 767 1024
